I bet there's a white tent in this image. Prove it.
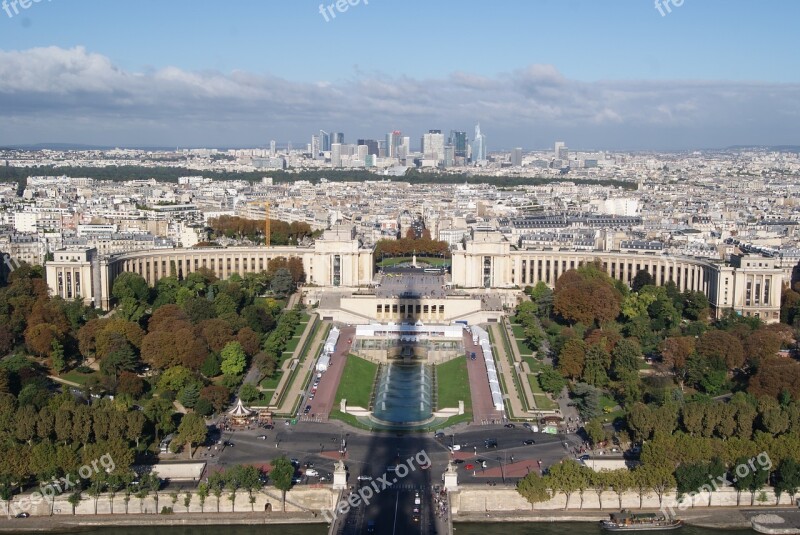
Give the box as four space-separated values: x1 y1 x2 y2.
228 399 253 418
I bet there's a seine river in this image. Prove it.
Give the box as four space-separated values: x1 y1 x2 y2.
50 522 755 535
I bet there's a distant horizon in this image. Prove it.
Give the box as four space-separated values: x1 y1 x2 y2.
3 142 799 155
1 2 799 149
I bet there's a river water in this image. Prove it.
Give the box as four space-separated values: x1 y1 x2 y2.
49 522 755 534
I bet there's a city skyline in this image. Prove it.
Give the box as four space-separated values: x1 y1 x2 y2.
1 1 799 150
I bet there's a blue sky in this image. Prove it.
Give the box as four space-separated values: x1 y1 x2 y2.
1 0 799 149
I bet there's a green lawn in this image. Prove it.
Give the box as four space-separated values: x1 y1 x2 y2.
515 338 534 357
436 358 472 411
260 371 283 390
533 394 558 410
523 357 547 373
527 374 544 394
284 336 302 354
511 324 526 339
60 370 96 385
334 355 378 408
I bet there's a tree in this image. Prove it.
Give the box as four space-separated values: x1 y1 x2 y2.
50 339 66 374
239 383 260 403
24 322 60 357
112 272 150 303
175 413 207 459
100 344 138 382
68 490 83 515
270 268 294 296
200 385 231 412
572 382 602 420
584 417 608 445
517 471 552 508
546 459 586 510
635 463 675 507
606 468 633 509
538 367 566 395
554 268 622 326
220 342 247 376
236 327 261 357
697 330 745 370
775 459 800 505
557 339 586 379
611 338 641 380
660 336 695 387
632 270 654 292
582 344 610 387
270 456 295 512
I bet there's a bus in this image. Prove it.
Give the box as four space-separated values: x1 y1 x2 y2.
424 267 442 273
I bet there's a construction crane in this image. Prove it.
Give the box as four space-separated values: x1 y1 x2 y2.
264 201 270 247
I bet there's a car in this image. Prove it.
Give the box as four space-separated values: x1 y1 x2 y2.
434 432 445 439
504 423 516 428
223 441 234 447
413 506 420 513
305 469 319 477
412 514 420 523
484 438 498 448
257 434 268 440
309 394 314 400
522 422 533 430
579 454 591 462
292 477 303 484
263 424 274 430
366 520 375 533
357 475 373 482
470 352 476 360
448 444 461 451
523 439 536 445
15 512 29 518
304 462 315 468
303 405 311 414
290 458 300 467
453 459 465 464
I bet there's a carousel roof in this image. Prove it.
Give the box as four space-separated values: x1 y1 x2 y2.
228 398 253 417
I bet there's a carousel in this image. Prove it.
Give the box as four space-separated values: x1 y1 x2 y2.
227 398 254 427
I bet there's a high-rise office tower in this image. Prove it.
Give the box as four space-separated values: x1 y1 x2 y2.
311 135 320 157
472 124 487 162
357 144 368 162
386 131 402 158
320 130 331 152
357 139 379 156
332 132 344 145
449 130 468 158
511 147 523 166
270 140 276 156
444 144 455 167
422 130 445 163
331 143 342 167
554 141 565 160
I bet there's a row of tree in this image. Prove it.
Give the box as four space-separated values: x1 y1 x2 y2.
208 216 313 246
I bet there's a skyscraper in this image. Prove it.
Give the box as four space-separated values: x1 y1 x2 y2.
270 140 276 156
320 130 331 152
511 147 522 166
422 130 445 163
554 141 566 160
357 139 379 156
331 143 342 167
471 124 487 162
311 135 320 157
332 132 344 145
386 131 402 158
449 130 468 158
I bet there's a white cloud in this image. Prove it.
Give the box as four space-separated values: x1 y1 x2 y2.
0 46 798 149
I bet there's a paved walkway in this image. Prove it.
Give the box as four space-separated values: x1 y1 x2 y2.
273 319 329 416
500 319 538 413
488 324 527 419
267 315 317 406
